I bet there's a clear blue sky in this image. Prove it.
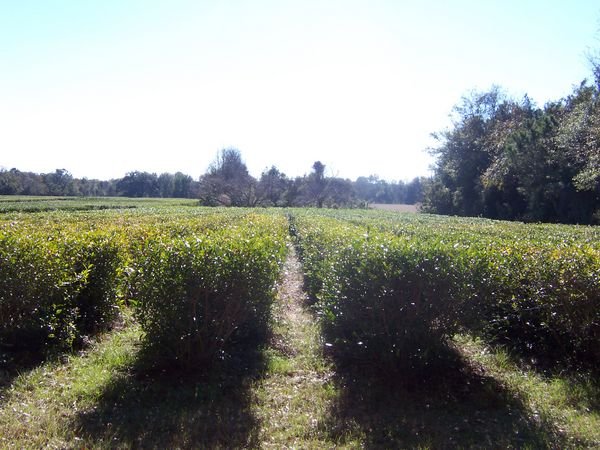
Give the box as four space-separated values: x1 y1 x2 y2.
1 0 598 181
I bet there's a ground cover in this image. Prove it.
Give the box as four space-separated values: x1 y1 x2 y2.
0 199 597 448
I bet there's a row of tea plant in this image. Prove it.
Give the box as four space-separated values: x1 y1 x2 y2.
291 209 599 371
0 208 287 369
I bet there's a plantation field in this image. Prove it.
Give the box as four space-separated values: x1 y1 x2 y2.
0 197 598 448
369 203 419 213
0 195 197 213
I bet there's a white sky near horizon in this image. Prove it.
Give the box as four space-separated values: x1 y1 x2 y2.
0 0 599 182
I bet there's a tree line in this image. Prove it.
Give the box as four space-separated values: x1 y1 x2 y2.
422 62 600 224
0 154 424 207
8 54 597 220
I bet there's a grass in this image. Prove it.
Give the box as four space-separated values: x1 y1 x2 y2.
0 249 598 448
0 320 142 448
252 246 343 448
0 314 266 448
318 347 558 449
457 335 600 449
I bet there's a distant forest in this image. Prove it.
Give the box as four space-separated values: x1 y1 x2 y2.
0 156 424 208
423 57 600 225
2 58 599 223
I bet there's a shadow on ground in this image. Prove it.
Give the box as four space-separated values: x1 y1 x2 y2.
497 345 600 416
322 347 566 449
72 345 265 449
0 347 46 399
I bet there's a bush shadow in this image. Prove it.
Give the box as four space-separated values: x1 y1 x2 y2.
491 343 600 415
322 345 568 449
1 314 122 401
0 346 46 399
72 341 266 449
1 335 93 400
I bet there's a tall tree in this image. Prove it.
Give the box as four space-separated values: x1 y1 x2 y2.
425 88 505 216
257 166 289 206
116 171 159 197
43 169 76 196
172 172 194 198
306 161 327 208
424 84 599 224
323 177 355 207
157 173 175 198
0 169 22 195
198 148 256 206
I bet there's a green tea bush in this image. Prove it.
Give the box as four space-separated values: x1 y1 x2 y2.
467 243 600 367
126 214 287 370
295 209 600 369
68 231 124 337
0 222 122 353
292 215 466 372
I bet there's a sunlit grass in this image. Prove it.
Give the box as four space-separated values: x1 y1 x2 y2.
1 326 597 448
457 334 600 448
252 248 348 448
0 321 141 448
0 262 597 448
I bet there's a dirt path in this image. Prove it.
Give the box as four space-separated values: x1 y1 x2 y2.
253 245 337 449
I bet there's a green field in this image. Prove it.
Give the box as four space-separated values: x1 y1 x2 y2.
0 195 198 214
1 197 598 448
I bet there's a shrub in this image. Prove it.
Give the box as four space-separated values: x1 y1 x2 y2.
126 214 287 370
292 215 465 372
292 210 600 371
0 222 122 353
385 214 599 369
468 243 600 368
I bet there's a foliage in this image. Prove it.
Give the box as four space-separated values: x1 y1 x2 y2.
354 175 423 205
291 209 600 370
0 195 198 213
125 213 288 369
0 152 419 208
198 153 362 208
0 221 122 352
256 166 289 206
0 168 119 197
2 199 597 377
555 82 600 194
0 206 239 357
117 171 160 198
291 213 466 372
424 82 600 224
0 201 597 448
198 148 257 206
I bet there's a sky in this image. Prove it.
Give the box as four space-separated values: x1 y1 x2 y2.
1 0 599 182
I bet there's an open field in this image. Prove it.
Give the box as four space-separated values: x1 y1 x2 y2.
0 195 197 213
1 197 598 448
369 203 419 213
